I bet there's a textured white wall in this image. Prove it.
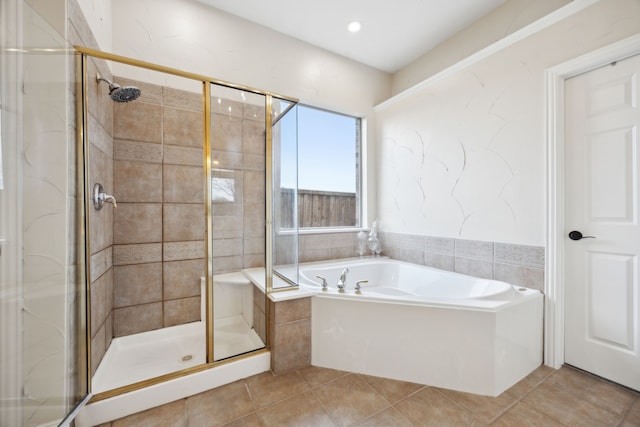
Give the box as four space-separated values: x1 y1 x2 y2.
75 0 112 51
392 0 572 95
377 0 640 246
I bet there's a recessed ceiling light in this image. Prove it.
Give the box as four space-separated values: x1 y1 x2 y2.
347 21 362 33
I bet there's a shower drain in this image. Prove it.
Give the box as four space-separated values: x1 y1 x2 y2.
181 354 193 362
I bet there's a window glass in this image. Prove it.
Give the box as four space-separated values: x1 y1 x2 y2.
281 105 360 228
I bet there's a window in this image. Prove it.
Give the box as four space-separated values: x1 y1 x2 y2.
280 105 361 229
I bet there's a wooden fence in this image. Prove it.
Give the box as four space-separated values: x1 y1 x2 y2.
279 188 357 228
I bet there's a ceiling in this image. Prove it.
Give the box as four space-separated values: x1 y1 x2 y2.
196 0 505 73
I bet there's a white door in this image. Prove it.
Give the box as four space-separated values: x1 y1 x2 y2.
564 53 640 391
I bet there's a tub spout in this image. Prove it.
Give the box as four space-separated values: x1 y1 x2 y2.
337 268 349 293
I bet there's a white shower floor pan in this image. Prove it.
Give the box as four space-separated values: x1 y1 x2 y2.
214 315 265 361
92 315 264 394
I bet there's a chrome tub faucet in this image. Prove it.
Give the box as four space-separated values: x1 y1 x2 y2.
337 268 349 293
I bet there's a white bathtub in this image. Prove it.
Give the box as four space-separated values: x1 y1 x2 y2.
302 258 543 396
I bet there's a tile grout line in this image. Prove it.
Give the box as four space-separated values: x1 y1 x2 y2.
551 365 638 422
486 369 560 425
308 384 340 427
386 382 429 422
616 396 640 427
301 369 352 389
250 371 314 411
182 396 188 427
366 385 425 427
427 387 484 424
351 373 396 425
486 395 532 424
243 380 259 413
614 395 638 427
356 406 410 427
223 374 309 426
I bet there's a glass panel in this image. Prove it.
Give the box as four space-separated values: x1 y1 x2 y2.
296 105 361 228
0 1 87 425
88 60 207 393
272 100 299 289
210 84 267 361
272 98 296 125
22 16 77 427
0 4 23 425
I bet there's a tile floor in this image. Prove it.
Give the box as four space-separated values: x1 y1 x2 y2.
102 364 639 426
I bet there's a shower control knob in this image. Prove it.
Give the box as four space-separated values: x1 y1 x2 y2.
568 230 595 241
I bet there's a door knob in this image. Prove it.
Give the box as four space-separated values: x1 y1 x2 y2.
568 230 596 241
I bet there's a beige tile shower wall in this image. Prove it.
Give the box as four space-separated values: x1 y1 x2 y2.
210 98 266 274
112 79 205 337
86 55 115 376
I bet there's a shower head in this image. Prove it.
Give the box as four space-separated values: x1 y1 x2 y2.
96 73 141 103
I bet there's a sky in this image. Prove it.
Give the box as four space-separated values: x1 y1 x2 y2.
279 105 357 193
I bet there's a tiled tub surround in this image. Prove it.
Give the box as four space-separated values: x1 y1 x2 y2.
275 230 363 266
280 230 544 291
265 229 544 378
111 77 206 338
381 232 545 291
269 297 312 374
299 231 362 262
243 268 312 374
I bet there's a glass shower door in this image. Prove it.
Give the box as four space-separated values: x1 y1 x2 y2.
271 100 299 289
210 84 267 361
0 1 88 425
86 59 208 395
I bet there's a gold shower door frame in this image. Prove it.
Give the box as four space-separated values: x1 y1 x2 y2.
77 47 298 402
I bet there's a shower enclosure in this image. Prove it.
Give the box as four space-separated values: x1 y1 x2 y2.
0 2 301 422
78 47 299 400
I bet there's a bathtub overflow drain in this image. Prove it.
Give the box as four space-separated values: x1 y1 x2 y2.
181 354 193 362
